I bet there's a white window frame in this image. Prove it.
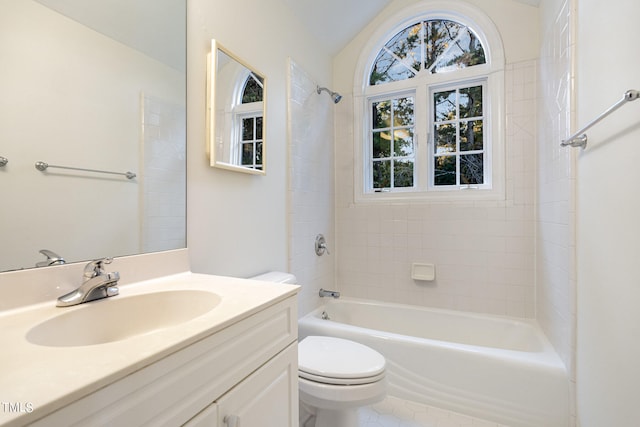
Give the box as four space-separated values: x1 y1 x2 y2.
367 91 417 192
429 79 490 191
353 1 505 203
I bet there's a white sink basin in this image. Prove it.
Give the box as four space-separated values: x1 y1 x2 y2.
26 290 221 347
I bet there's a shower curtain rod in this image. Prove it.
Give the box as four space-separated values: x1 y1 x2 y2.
561 89 639 149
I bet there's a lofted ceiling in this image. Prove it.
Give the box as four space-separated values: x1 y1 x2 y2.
283 0 392 56
35 0 540 68
283 0 540 56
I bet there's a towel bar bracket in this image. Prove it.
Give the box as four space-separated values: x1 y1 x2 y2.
561 89 639 149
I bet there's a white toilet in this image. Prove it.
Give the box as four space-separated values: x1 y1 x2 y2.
250 272 387 427
298 335 386 427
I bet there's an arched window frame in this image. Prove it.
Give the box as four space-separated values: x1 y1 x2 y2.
353 1 506 202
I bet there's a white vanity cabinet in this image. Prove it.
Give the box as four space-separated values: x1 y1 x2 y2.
187 343 297 427
29 295 298 427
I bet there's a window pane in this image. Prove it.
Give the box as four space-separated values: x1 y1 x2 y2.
372 101 391 129
434 90 457 122
434 155 456 185
393 129 414 157
242 74 263 103
373 160 391 188
242 118 254 140
373 132 391 158
256 116 263 139
434 123 456 154
393 97 414 126
460 153 483 184
455 28 486 67
256 142 263 165
432 28 486 73
460 86 483 118
241 143 254 165
424 20 462 71
385 23 422 72
394 159 414 187
459 120 483 151
370 50 415 85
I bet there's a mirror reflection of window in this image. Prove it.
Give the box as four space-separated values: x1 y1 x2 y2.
237 74 264 170
242 74 263 103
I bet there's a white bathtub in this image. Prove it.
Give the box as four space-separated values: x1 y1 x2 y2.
298 298 569 427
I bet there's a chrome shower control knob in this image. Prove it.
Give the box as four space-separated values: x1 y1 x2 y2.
315 234 330 256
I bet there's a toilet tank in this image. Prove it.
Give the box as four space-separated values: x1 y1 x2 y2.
249 271 298 284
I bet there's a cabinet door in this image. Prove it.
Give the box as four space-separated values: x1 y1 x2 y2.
217 343 298 427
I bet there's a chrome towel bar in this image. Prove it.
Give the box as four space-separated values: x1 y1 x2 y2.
561 89 639 149
35 161 136 179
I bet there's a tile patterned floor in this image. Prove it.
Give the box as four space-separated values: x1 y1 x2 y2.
301 396 512 427
358 397 512 427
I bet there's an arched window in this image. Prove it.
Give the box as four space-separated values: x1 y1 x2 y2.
370 19 486 85
354 2 505 201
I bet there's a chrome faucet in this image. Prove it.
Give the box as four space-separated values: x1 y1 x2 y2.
36 249 66 267
319 288 340 298
56 257 120 307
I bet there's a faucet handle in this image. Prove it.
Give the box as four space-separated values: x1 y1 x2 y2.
83 257 113 278
315 234 330 256
36 249 66 267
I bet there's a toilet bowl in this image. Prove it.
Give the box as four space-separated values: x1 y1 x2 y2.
249 272 387 427
298 335 386 427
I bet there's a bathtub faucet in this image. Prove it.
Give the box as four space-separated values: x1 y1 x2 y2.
319 288 340 298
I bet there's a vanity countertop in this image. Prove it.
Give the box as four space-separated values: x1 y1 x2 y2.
0 272 298 426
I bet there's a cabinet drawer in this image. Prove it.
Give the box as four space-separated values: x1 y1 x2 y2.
31 296 297 427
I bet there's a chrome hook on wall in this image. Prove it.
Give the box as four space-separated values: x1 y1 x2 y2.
315 234 330 256
0 156 7 167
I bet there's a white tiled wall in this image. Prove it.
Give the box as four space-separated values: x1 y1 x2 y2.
334 63 537 318
537 0 576 421
141 95 187 253
287 59 336 317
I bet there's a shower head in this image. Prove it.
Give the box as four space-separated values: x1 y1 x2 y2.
317 86 342 104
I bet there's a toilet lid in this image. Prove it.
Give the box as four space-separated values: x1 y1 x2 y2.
298 336 385 384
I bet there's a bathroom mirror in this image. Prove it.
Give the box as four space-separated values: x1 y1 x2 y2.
208 40 266 174
0 0 186 272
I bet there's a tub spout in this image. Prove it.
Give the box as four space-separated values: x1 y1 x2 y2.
319 288 340 298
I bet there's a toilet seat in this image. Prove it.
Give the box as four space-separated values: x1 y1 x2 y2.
298 336 385 385
299 369 385 385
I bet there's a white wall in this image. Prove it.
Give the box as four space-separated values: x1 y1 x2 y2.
575 1 640 425
186 0 332 278
332 0 540 316
0 0 183 272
